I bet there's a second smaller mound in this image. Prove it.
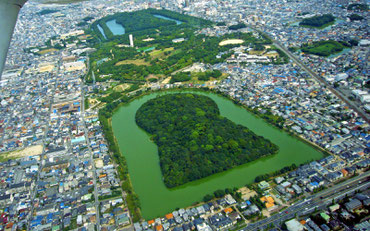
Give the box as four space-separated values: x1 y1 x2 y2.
135 93 279 188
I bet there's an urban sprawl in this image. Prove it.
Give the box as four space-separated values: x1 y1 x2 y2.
0 0 369 231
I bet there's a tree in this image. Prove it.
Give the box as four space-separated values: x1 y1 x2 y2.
203 194 214 202
135 94 278 187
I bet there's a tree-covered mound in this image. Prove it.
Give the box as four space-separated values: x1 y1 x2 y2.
91 8 211 40
301 40 349 57
135 93 279 188
299 14 335 28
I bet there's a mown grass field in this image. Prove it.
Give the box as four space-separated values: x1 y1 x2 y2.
115 59 151 66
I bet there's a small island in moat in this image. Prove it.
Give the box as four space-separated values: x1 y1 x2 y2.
299 14 335 29
135 93 279 188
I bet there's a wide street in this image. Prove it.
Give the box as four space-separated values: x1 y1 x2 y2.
241 171 370 231
271 40 370 123
27 62 59 230
81 80 101 230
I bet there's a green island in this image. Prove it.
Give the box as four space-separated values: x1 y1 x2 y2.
299 14 335 29
37 9 59 15
135 93 279 188
301 40 350 57
347 3 368 11
348 14 364 21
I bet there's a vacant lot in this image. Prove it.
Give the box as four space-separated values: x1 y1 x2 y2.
0 145 43 162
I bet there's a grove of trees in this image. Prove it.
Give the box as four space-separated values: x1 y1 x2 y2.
135 94 279 188
299 14 335 28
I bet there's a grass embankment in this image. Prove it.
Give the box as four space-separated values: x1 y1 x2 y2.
99 111 142 222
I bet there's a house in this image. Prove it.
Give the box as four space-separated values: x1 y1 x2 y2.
260 196 275 209
258 181 270 190
165 213 173 220
345 199 362 212
329 204 340 213
156 225 163 231
208 214 233 231
275 177 284 184
134 223 142 231
196 222 212 231
307 182 319 192
320 213 330 223
225 194 236 205
281 182 291 188
224 208 233 214
340 169 348 177
285 219 304 231
292 184 302 195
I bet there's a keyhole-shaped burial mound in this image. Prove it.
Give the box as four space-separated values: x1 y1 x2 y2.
135 93 279 188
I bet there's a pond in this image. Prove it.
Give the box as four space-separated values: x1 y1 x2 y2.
106 19 125 35
111 90 324 219
153 14 183 25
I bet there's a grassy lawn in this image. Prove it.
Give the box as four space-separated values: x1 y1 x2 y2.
149 47 175 59
115 59 151 66
172 72 228 85
113 84 131 92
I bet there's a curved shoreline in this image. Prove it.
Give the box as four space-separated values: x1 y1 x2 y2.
103 86 327 219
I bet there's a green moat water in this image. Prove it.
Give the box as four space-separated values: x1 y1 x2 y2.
111 90 324 219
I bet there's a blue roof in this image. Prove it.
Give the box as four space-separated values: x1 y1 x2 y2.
298 118 306 124
310 182 319 186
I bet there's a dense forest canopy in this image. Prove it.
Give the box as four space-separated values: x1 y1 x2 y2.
91 8 212 40
86 9 275 84
135 94 279 188
301 40 349 57
347 3 368 11
299 14 335 28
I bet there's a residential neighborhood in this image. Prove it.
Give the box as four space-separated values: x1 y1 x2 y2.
0 0 368 230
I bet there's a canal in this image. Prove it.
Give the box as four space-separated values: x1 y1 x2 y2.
111 90 324 219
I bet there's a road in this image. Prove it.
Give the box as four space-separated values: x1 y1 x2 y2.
81 80 101 230
272 39 370 123
250 27 369 123
240 171 370 231
27 67 58 230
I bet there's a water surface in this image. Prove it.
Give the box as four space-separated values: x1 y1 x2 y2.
153 14 183 25
97 24 107 39
112 90 324 219
106 19 125 35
